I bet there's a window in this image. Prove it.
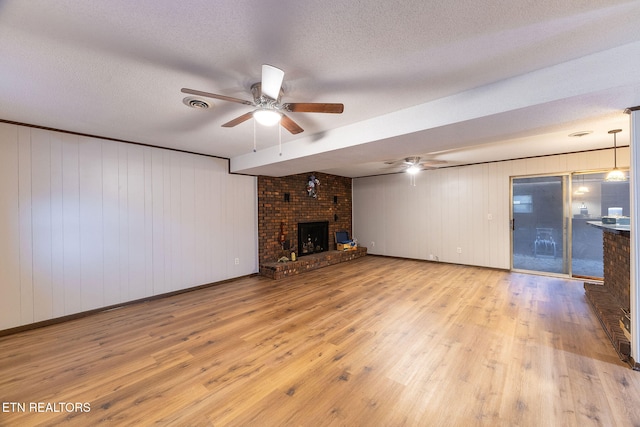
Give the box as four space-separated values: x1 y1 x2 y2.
513 194 532 213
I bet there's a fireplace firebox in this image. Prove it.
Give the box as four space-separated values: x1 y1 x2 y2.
298 221 329 256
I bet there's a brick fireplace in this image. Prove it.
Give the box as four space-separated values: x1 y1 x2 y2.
257 172 353 265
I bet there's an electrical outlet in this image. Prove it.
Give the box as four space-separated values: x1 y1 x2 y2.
429 254 434 260
234 258 239 265
456 247 462 254
371 241 375 247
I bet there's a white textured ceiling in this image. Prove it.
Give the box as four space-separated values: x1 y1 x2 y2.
1 1 640 177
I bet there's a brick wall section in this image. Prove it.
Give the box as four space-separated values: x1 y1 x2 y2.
603 230 631 310
584 229 631 361
584 282 631 358
257 172 352 264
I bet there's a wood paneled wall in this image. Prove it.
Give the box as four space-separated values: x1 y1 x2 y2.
353 148 630 269
0 123 258 330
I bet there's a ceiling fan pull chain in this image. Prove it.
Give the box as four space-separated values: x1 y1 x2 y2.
253 119 257 152
279 124 282 156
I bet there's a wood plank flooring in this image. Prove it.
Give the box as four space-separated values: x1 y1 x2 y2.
1 256 640 426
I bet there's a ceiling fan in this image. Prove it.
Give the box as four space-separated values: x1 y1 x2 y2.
181 65 344 135
385 157 447 173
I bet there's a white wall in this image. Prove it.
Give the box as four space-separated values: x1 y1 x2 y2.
353 148 630 269
0 123 258 330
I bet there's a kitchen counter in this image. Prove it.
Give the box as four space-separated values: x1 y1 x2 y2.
587 220 630 234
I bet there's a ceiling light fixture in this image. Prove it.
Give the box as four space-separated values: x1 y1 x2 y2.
576 174 589 194
605 129 627 182
568 130 592 138
406 164 420 187
406 165 420 174
253 109 282 126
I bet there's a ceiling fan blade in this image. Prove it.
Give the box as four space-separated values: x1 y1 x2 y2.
421 160 448 167
181 88 253 106
280 114 304 134
261 64 284 100
283 103 344 114
221 112 254 128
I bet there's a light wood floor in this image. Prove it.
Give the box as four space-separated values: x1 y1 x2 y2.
1 256 640 426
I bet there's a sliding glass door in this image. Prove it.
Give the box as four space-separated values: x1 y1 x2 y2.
511 171 629 279
511 175 569 275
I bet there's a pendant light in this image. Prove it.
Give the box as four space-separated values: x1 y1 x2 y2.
578 174 589 193
605 129 626 182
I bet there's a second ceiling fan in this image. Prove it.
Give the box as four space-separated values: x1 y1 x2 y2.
182 65 344 135
385 157 448 173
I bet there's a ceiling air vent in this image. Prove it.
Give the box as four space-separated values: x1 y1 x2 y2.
568 130 592 138
182 96 212 109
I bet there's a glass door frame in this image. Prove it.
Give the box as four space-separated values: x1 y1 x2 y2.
510 172 572 277
510 168 627 279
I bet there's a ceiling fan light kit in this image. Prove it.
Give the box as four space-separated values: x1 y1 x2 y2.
406 165 420 174
253 109 282 126
181 64 344 136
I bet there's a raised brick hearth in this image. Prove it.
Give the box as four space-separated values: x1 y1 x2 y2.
260 247 367 279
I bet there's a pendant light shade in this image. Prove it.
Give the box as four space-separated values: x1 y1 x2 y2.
605 169 626 182
605 129 627 182
574 174 589 195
